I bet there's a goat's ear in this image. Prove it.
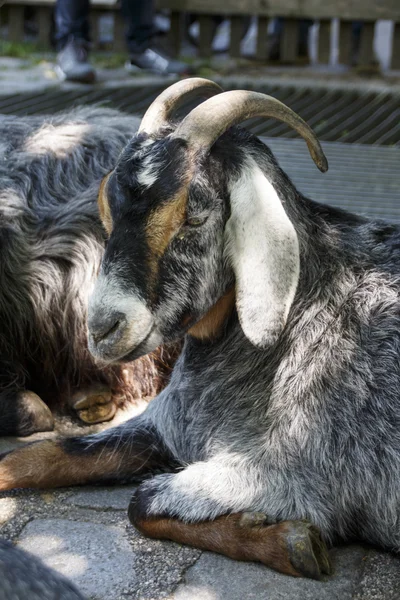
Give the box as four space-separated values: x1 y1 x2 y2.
225 161 299 348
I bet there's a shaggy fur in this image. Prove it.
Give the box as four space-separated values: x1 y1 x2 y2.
0 108 177 436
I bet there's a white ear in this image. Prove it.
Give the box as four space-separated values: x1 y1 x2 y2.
225 159 299 348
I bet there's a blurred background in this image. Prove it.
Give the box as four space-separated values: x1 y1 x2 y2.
0 0 399 220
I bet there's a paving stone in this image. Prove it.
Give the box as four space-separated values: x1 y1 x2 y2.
66 486 137 511
17 518 135 600
354 551 400 600
172 545 368 600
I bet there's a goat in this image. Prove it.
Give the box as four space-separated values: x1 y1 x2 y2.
0 107 178 436
1 78 400 580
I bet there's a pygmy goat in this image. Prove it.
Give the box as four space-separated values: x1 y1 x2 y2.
1 78 400 580
0 108 177 436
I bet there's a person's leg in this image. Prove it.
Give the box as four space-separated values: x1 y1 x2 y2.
121 0 193 76
54 0 90 49
121 0 155 54
55 0 96 83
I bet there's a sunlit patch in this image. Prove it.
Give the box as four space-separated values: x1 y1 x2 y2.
17 521 135 596
0 497 17 524
18 534 88 578
24 123 91 158
0 189 25 221
136 153 160 188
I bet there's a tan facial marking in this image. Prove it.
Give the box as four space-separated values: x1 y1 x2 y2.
189 287 235 341
145 188 188 285
98 172 113 235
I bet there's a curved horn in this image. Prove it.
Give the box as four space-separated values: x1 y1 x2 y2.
173 90 328 173
138 78 224 135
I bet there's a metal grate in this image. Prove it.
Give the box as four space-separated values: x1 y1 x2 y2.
0 82 399 146
266 138 400 222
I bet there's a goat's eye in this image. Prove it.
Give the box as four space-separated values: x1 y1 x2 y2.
186 215 207 227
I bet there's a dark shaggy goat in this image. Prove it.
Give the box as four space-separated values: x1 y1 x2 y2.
0 107 176 436
1 79 400 580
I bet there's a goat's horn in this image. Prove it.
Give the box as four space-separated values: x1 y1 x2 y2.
138 78 224 135
173 90 328 173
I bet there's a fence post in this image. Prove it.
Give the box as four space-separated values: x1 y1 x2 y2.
8 5 24 43
36 6 52 47
338 20 353 65
357 21 375 66
256 16 269 60
169 11 183 57
89 11 100 50
230 15 242 58
318 19 331 64
113 12 125 52
391 22 400 70
199 15 214 58
280 18 299 63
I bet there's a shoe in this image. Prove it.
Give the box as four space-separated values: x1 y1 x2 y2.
56 38 96 84
125 47 193 76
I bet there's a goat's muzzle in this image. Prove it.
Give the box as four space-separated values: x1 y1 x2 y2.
88 275 162 363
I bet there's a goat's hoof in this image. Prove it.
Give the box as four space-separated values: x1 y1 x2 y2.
16 391 55 436
285 521 332 580
71 386 115 424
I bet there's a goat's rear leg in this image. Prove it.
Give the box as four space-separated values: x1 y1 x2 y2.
130 496 331 579
0 417 178 490
128 464 332 580
0 389 54 437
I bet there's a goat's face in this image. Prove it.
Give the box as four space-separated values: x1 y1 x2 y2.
88 135 231 363
88 79 327 363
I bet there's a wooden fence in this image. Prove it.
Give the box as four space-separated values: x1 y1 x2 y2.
1 0 400 69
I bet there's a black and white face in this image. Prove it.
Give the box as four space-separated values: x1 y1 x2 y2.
88 134 232 363
87 80 327 365
88 128 303 365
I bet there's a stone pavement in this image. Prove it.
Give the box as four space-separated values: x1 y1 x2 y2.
1 432 400 600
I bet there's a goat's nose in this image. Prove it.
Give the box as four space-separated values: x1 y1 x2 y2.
88 311 126 345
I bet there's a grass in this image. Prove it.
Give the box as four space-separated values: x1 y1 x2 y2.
0 39 225 79
91 53 127 69
0 40 46 59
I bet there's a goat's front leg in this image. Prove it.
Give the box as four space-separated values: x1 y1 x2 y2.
0 416 178 490
128 461 332 580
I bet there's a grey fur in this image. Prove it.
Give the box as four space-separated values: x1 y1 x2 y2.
0 107 171 436
89 120 400 552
